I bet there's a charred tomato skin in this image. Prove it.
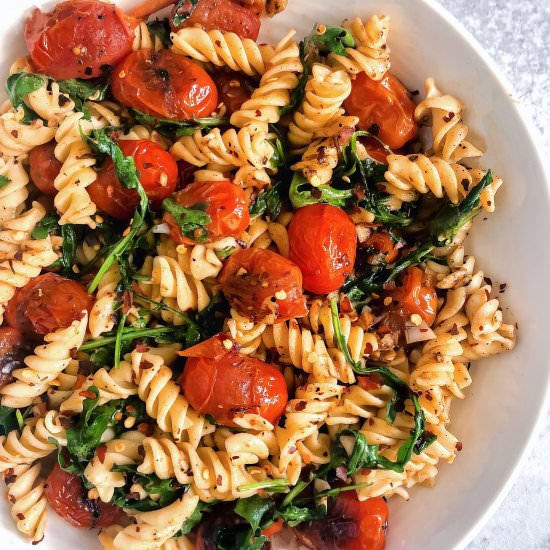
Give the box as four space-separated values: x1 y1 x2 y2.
44 464 125 528
219 248 307 323
0 327 28 390
288 204 357 295
28 141 62 196
25 0 135 80
4 273 93 340
111 49 218 121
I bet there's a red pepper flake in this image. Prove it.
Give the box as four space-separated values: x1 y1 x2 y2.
135 343 149 353
74 374 87 390
114 412 123 421
216 475 223 486
141 360 154 370
499 283 507 293
16 513 25 520
455 441 463 451
32 536 44 545
288 445 297 454
79 390 96 400
449 323 459 336
96 445 107 464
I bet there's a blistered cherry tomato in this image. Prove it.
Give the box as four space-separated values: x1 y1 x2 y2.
88 139 178 220
220 248 307 322
295 492 388 550
210 71 253 116
170 0 261 40
164 180 250 243
387 266 437 326
288 204 357 295
360 136 388 164
345 72 418 149
28 141 62 196
45 464 125 528
180 334 288 426
0 328 27 390
111 49 218 121
5 273 92 339
25 0 135 80
361 231 399 264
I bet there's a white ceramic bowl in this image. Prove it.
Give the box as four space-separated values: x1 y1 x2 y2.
1 1 549 549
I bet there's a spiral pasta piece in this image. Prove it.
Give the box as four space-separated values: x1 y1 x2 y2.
0 157 29 223
291 137 339 187
225 308 267 355
1 312 88 408
327 15 390 80
288 63 355 150
89 264 121 338
85 431 145 502
4 463 47 543
25 81 75 125
230 30 303 127
133 21 164 52
171 28 270 76
239 213 292 257
0 411 68 471
130 349 214 446
110 492 199 550
171 122 274 170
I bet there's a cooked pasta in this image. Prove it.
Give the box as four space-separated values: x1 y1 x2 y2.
0 2 518 547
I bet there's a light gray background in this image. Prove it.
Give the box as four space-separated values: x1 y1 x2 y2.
436 1 550 549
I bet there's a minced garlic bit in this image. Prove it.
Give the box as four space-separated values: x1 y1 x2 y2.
223 338 233 350
275 290 287 300
383 296 392 306
316 24 327 35
88 488 99 500
410 313 423 326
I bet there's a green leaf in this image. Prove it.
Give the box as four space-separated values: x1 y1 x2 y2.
0 406 19 435
429 170 493 246
280 39 311 117
132 109 227 138
277 504 326 527
329 297 361 371
171 0 199 28
57 77 109 115
85 129 150 293
309 23 355 55
249 181 284 219
238 478 290 494
6 72 45 123
178 501 213 535
146 19 172 48
289 171 353 209
235 495 274 533
0 175 10 189
31 213 59 240
162 197 211 243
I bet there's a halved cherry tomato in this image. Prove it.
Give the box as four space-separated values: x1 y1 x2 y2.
88 139 179 220
387 266 437 326
180 334 288 426
220 248 307 323
170 0 261 40
45 464 126 528
25 0 136 80
362 231 399 264
5 273 93 339
360 136 388 164
345 72 418 150
28 141 61 196
0 328 27 390
262 518 284 538
164 180 250 243
295 492 388 550
210 71 254 116
111 49 218 121
288 204 357 295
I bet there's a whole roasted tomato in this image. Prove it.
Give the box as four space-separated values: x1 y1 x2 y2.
345 72 418 150
180 334 288 426
220 248 307 323
5 273 92 339
111 49 218 121
288 204 357 295
25 0 136 80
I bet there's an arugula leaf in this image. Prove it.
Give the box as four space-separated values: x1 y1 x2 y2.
330 297 362 371
162 197 211 242
0 175 10 189
58 223 81 276
171 0 199 28
238 478 290 494
249 181 284 219
31 213 59 240
289 171 353 209
146 19 172 48
309 23 355 55
132 109 227 138
6 72 45 123
0 406 19 435
178 501 213 535
85 129 150 293
195 293 230 339
57 77 109 116
429 170 493 246
277 504 326 527
280 37 314 117
235 495 274 532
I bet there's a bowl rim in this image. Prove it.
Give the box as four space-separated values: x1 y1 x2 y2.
418 1 550 548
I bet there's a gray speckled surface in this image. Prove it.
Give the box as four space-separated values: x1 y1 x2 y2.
435 2 550 549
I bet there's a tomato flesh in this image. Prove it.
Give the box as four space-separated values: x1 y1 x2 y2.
0 328 28 390
45 464 125 529
88 139 179 220
361 231 399 264
170 0 261 40
111 49 218 121
164 180 250 243
387 266 437 326
220 248 307 323
28 141 62 196
345 72 418 150
295 492 388 550
180 334 288 426
25 0 135 80
5 273 93 339
210 71 254 116
288 204 357 295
